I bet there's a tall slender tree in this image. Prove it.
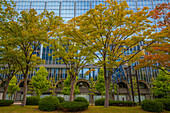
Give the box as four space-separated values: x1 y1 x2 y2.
151 68 170 98
95 68 105 99
29 66 51 97
8 76 20 100
65 0 155 107
89 77 96 103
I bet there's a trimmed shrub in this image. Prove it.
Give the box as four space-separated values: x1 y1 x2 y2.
26 96 41 105
95 99 137 107
57 97 65 103
74 97 89 107
141 99 163 112
164 100 170 111
109 100 137 106
95 98 105 106
156 98 170 111
0 100 14 106
58 101 88 112
39 96 59 111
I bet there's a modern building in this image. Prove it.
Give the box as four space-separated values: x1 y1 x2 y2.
0 0 169 101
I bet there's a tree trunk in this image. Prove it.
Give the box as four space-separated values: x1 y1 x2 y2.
104 82 110 107
13 93 16 101
91 94 94 103
116 84 119 100
21 77 27 106
70 78 75 101
129 66 134 102
2 80 10 100
101 94 103 99
127 86 131 101
103 64 110 107
135 70 141 105
112 92 115 100
149 88 151 99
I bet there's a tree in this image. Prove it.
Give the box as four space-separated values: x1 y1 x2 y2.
8 76 20 100
66 0 155 107
89 77 96 103
95 68 105 99
50 23 94 101
0 47 20 100
151 68 170 98
30 66 51 97
0 1 62 106
0 0 21 100
49 77 56 96
136 3 170 72
62 75 80 96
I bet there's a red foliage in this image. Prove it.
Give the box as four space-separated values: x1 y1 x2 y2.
151 3 170 28
136 3 170 70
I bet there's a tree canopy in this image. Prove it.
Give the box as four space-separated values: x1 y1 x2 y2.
136 3 170 72
64 0 155 107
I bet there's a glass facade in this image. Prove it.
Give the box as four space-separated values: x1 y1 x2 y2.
3 0 169 83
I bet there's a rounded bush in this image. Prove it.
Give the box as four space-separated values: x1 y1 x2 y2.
57 97 65 103
58 101 88 112
164 100 170 111
156 98 170 111
141 99 163 112
74 97 89 107
39 96 59 111
95 98 105 106
0 100 14 106
26 96 41 105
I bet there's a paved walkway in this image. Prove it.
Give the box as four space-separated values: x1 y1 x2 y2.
13 101 22 105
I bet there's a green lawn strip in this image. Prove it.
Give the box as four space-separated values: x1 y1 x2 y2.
0 105 169 113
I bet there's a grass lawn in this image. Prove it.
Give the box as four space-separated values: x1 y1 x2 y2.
0 105 170 113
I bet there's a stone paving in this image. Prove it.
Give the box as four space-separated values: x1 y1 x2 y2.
13 101 22 105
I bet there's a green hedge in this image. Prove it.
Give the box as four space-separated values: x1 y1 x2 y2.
26 96 41 105
74 97 89 107
155 98 170 111
141 99 163 112
58 101 88 112
0 100 14 106
95 98 105 106
39 96 59 111
95 98 137 106
57 97 65 103
109 100 137 106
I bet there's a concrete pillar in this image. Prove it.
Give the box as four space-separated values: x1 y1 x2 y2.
16 93 21 101
0 93 3 100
